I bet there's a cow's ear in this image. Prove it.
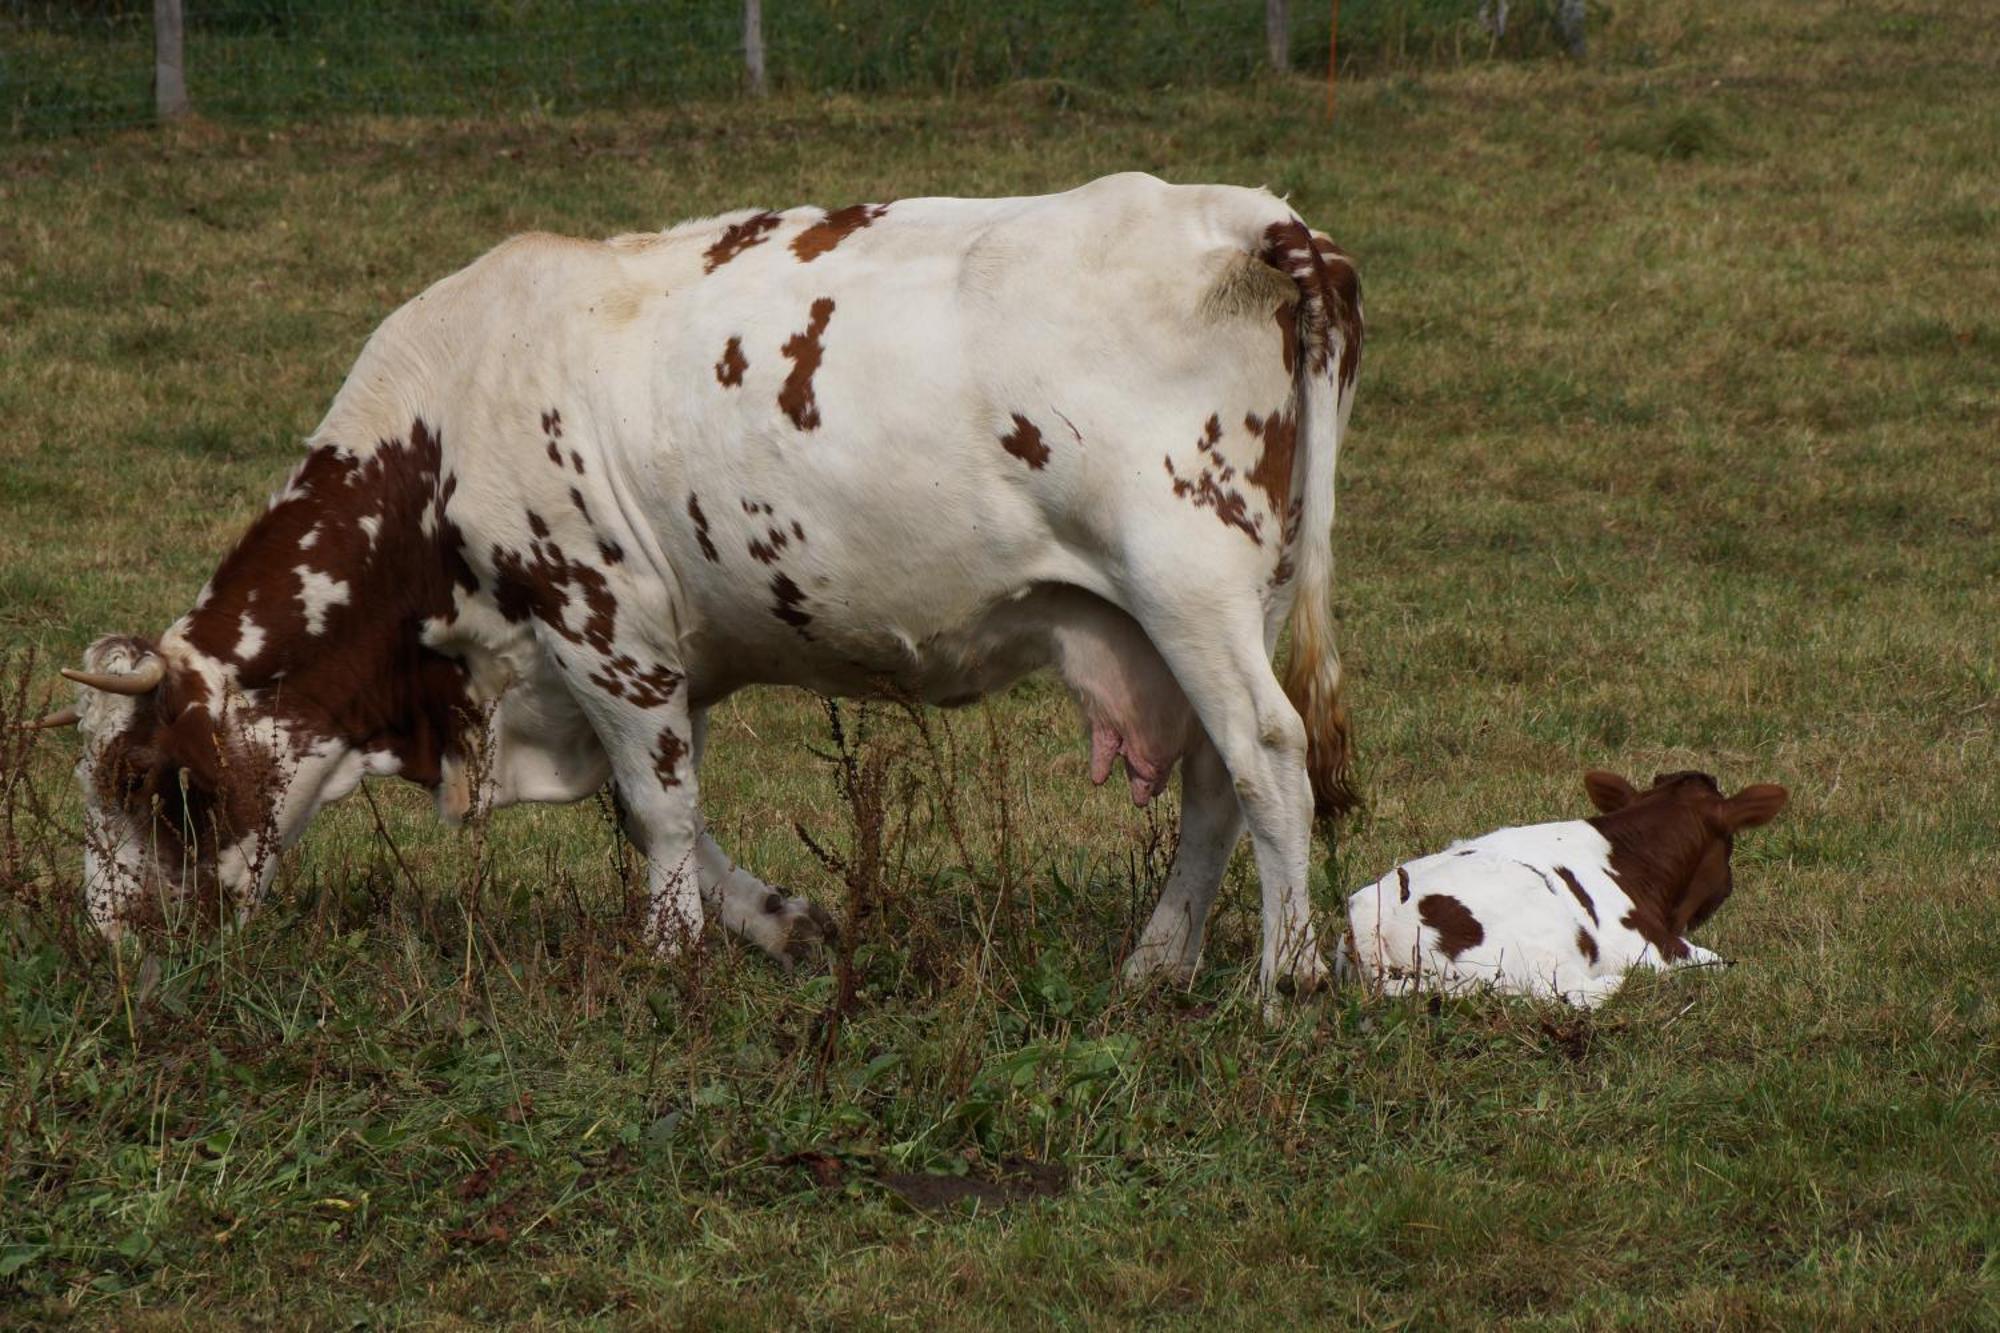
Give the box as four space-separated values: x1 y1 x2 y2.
1720 784 1788 831
1583 770 1638 814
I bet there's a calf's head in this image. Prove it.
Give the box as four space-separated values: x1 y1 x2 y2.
1583 769 1788 943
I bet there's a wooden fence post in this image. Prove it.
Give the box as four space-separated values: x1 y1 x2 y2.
743 0 768 96
154 0 189 120
1265 0 1290 72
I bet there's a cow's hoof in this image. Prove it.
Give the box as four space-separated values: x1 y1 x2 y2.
1119 945 1197 989
760 890 837 970
1267 953 1332 1001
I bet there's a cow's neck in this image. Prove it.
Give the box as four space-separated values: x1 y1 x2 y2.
169 419 478 787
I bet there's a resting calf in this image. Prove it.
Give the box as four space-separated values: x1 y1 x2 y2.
1340 771 1787 1008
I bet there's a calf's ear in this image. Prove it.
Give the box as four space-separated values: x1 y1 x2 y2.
1720 784 1788 830
1583 770 1639 814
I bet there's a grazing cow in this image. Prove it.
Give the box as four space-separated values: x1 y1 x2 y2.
38 173 1363 998
1340 771 1788 1007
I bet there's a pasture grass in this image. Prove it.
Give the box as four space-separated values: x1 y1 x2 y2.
2 0 1997 1324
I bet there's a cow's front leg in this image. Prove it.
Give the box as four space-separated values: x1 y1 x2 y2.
648 704 828 964
688 709 836 968
694 834 836 968
592 688 705 951
1122 729 1241 985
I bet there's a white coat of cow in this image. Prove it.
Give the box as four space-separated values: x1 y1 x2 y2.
44 173 1363 998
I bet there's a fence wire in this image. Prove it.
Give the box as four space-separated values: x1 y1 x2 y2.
3 1 1582 139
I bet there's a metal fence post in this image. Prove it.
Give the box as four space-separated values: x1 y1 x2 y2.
1265 0 1290 72
744 0 768 96
154 0 190 120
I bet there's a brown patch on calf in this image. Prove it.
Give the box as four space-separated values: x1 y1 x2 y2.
1575 927 1600 965
1396 865 1411 903
1417 894 1484 960
779 298 835 431
1587 770 1789 962
704 211 781 273
715 336 747 387
1554 866 1598 925
687 494 719 563
999 413 1050 470
790 203 889 262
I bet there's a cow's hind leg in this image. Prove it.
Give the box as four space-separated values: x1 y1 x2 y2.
689 709 836 967
1132 590 1327 1002
1122 729 1241 985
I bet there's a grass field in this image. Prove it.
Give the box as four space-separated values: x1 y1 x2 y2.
2 1 1997 1325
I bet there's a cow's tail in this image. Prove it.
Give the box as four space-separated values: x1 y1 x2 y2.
1262 217 1363 819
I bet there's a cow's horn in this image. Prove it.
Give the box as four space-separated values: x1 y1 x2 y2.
22 707 82 730
61 660 166 696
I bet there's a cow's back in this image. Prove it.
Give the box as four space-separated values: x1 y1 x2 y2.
310 175 1310 704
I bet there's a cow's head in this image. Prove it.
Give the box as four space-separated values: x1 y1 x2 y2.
51 633 365 935
1584 769 1788 938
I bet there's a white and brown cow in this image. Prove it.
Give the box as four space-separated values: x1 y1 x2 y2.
39 174 1363 999
1341 771 1788 1007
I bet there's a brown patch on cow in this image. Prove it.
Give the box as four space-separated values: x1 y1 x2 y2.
590 656 682 709
569 487 591 523
687 494 719 563
779 298 835 431
1273 300 1298 376
1417 894 1484 960
999 413 1050 470
1242 407 1298 518
791 520 805 542
1554 865 1598 925
653 726 687 789
715 336 748 387
1164 414 1261 543
491 512 619 657
570 451 585 475
748 524 790 564
770 572 812 635
790 203 889 263
598 539 624 565
165 420 481 864
546 440 562 465
1575 927 1600 965
704 211 781 272
1396 865 1411 904
541 409 563 438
